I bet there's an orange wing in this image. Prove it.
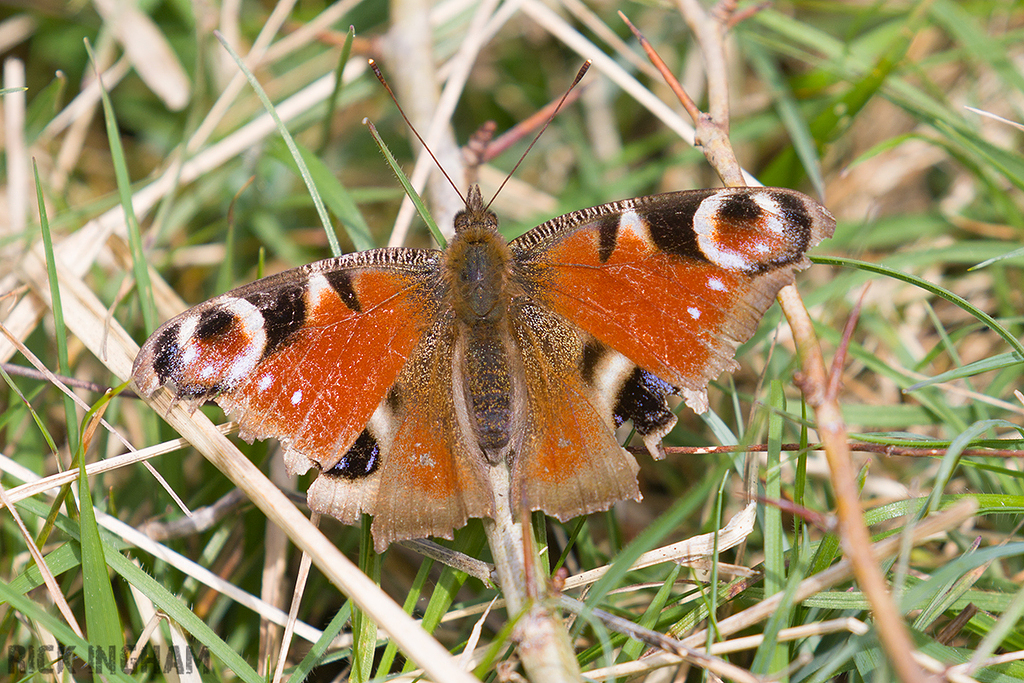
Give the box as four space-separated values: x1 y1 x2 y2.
507 303 642 520
133 250 489 549
512 187 835 413
134 250 439 464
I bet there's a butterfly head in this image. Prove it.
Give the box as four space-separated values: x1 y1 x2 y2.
454 184 499 237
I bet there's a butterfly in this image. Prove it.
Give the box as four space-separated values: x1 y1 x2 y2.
133 183 834 551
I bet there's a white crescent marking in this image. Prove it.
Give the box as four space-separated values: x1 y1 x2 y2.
692 193 753 270
214 297 267 388
618 209 644 239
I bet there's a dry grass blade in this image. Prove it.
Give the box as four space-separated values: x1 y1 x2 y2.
563 502 755 591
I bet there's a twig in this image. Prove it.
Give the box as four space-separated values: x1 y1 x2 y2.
782 286 930 683
627 4 934 681
482 463 583 682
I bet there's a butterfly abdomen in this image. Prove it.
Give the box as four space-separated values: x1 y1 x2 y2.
446 196 520 459
461 323 514 456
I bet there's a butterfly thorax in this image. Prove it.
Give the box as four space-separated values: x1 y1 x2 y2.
446 185 517 458
448 185 509 321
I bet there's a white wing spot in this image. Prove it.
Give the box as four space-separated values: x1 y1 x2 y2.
688 307 701 319
181 345 199 367
306 272 330 308
753 194 788 234
707 277 726 291
257 374 274 392
216 297 268 386
692 193 753 270
618 209 644 238
291 390 303 405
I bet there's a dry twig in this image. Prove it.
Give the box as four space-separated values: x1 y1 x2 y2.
623 4 934 681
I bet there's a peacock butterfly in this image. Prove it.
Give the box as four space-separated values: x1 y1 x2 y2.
132 181 834 551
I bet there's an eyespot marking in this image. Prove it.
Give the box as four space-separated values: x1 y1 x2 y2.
692 190 813 272
324 430 380 480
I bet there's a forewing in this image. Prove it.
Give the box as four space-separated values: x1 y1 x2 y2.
133 249 443 471
511 187 835 412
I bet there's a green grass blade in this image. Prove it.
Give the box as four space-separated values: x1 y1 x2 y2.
351 516 379 683
85 39 157 334
907 352 1023 390
967 582 1024 672
75 422 125 677
814 256 1024 357
401 529 486 673
268 139 375 251
375 555 434 676
0 575 136 681
10 494 263 682
25 71 66 142
753 381 788 674
365 120 446 248
214 31 342 257
579 467 721 620
320 26 355 153
34 160 80 461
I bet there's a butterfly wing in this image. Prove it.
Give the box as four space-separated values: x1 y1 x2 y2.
133 250 489 548
507 302 647 519
512 187 835 414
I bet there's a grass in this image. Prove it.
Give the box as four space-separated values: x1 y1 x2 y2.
1 1 1023 681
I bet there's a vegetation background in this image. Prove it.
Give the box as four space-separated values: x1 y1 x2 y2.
0 1 1021 681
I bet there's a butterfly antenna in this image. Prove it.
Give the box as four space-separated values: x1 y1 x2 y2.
485 60 591 211
368 59 467 206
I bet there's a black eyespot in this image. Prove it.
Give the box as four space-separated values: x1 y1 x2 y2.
716 193 762 223
325 430 380 479
195 308 235 340
613 368 676 434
